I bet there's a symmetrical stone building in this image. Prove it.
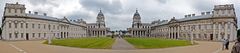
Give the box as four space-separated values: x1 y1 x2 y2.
127 10 151 37
150 4 237 41
0 3 237 41
86 10 110 37
1 3 88 40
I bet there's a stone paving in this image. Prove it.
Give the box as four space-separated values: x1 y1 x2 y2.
0 40 235 53
111 38 136 50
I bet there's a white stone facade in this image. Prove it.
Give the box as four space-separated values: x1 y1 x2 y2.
127 10 151 37
150 4 237 41
87 10 110 37
1 3 87 40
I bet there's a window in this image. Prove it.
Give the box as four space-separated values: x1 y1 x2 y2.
8 9 11 13
44 24 46 29
9 23 11 28
20 10 23 13
204 34 207 39
48 25 51 30
198 34 201 38
228 23 231 29
211 24 213 29
205 25 207 29
44 33 46 37
32 33 35 37
216 34 218 39
38 33 41 37
221 34 224 39
15 23 17 28
15 9 17 13
21 33 24 38
26 23 28 28
227 34 230 39
15 33 18 38
221 24 224 29
53 25 55 29
9 33 12 38
32 24 35 28
38 24 40 29
57 26 59 30
222 10 224 14
20 23 23 28
199 25 201 29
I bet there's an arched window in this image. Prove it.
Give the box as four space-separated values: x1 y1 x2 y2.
9 33 12 38
14 23 17 28
9 23 11 28
26 23 28 28
20 23 23 28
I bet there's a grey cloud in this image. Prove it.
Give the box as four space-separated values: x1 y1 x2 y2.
28 0 59 7
157 0 167 4
66 10 94 21
190 0 214 11
79 0 123 14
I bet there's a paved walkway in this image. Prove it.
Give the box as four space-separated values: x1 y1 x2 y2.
0 40 235 53
111 38 136 50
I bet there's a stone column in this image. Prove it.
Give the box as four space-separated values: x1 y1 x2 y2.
230 23 233 41
224 22 227 39
171 27 173 39
178 26 180 39
218 23 221 40
213 23 216 40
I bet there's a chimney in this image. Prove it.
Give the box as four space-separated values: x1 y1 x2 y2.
206 12 211 15
28 11 31 14
201 12 205 15
184 15 188 18
43 13 47 16
192 14 195 16
187 14 191 17
34 12 38 15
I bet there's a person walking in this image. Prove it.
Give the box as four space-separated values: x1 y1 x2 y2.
226 39 229 50
231 37 240 53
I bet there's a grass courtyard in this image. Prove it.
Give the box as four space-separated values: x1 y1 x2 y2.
125 38 192 49
43 37 115 49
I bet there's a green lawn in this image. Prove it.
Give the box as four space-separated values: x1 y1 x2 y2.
43 37 115 49
125 38 192 49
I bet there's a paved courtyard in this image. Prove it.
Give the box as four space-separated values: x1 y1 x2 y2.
0 40 234 53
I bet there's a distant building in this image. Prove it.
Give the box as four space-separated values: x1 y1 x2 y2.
150 4 237 41
127 10 151 37
86 10 110 37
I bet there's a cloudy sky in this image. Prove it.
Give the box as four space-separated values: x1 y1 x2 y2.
0 0 239 30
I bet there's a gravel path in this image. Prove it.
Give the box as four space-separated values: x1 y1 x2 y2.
111 38 136 50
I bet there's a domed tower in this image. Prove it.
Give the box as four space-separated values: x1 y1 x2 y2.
133 9 141 24
132 9 141 28
96 10 105 28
